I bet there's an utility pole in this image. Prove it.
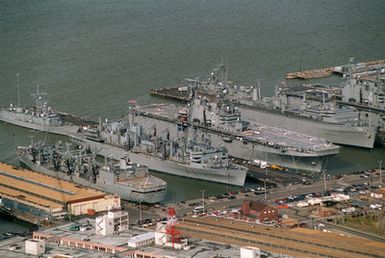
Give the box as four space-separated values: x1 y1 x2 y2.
379 160 383 187
264 152 268 203
139 201 142 227
200 189 206 212
323 169 327 192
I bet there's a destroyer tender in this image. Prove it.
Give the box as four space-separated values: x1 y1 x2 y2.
17 141 167 203
152 63 377 148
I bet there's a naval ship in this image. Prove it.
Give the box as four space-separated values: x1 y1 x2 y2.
131 98 340 173
339 70 385 143
17 141 167 203
0 86 79 135
70 121 248 186
0 86 246 185
154 64 376 148
235 83 376 149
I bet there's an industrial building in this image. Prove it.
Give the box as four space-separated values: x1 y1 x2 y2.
0 162 120 221
241 200 279 222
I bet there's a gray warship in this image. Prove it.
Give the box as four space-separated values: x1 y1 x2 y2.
235 82 376 148
128 98 340 173
338 68 385 143
153 63 377 148
17 141 167 203
0 85 79 135
70 120 248 186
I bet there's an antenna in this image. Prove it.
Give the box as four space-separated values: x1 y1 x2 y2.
16 73 20 107
28 135 35 146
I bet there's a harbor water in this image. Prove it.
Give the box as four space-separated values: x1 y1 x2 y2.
1 0 385 230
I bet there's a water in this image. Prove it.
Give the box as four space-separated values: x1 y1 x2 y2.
1 0 384 231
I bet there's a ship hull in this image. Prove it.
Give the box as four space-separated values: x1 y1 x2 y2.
237 105 376 149
18 154 166 203
127 153 247 186
70 135 247 186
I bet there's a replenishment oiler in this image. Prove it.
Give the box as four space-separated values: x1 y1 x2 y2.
17 141 167 203
71 122 248 186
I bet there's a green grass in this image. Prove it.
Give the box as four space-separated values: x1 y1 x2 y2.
337 213 385 236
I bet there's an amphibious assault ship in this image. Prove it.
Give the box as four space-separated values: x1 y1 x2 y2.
131 99 340 173
17 141 167 203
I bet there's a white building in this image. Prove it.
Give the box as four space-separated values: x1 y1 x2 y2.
128 232 155 248
25 239 45 256
95 210 129 236
240 246 261 258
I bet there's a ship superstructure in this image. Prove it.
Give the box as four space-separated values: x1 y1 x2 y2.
339 72 385 143
17 141 167 203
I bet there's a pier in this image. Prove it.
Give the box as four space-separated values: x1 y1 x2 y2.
149 87 191 102
286 67 334 80
286 59 385 80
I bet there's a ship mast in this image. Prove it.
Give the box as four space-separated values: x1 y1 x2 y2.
16 72 20 107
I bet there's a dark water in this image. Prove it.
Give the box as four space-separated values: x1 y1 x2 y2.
1 0 385 231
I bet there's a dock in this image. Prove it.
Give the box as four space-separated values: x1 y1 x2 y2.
286 59 385 80
286 67 335 80
150 87 216 103
150 87 191 102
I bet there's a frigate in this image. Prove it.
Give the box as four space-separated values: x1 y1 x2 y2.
0 86 79 135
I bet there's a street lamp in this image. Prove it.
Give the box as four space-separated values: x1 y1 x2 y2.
200 189 206 212
378 160 383 187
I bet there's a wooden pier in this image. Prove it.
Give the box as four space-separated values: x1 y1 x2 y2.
286 59 385 80
286 67 334 80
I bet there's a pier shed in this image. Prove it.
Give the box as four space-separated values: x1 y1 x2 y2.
0 162 120 220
